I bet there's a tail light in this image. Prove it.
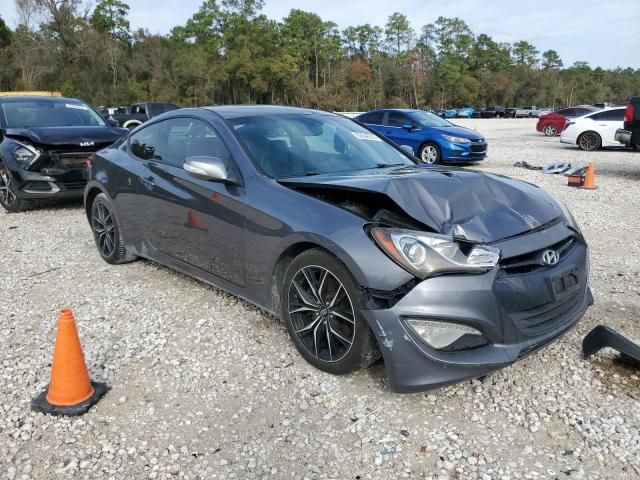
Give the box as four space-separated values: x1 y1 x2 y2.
624 103 634 123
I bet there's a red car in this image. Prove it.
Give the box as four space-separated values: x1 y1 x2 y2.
536 105 599 136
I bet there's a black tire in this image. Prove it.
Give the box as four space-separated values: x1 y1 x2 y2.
281 249 380 375
90 193 137 264
543 124 557 137
0 163 30 213
418 142 441 165
577 131 602 151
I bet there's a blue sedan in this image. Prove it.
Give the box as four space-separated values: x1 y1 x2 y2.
356 109 487 164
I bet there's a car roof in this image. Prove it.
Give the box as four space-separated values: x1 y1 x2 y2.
205 105 336 119
0 95 83 103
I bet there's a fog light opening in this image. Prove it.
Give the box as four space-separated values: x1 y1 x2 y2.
405 318 483 350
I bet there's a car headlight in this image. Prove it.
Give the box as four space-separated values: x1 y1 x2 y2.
556 200 581 233
405 319 483 350
371 228 501 279
12 142 41 170
441 134 471 144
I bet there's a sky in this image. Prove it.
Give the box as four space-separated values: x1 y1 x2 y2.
1 0 637 69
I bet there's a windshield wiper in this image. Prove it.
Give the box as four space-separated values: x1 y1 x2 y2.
375 163 405 168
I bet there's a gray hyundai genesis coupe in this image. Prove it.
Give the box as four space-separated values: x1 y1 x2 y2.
84 105 592 392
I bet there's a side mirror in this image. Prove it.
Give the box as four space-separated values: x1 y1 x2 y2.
399 145 414 155
401 123 416 131
107 116 120 128
183 156 238 184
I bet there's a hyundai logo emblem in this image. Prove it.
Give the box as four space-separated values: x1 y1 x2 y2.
541 249 560 266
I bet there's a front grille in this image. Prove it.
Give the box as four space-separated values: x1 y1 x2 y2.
511 290 583 336
470 138 484 143
499 236 576 275
470 144 487 153
53 151 94 168
58 181 87 191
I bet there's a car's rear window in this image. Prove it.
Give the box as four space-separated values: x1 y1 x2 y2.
0 100 106 128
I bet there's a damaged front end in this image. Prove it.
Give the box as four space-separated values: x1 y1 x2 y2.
280 167 592 392
1 128 120 199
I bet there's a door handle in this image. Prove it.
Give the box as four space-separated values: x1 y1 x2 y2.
140 175 155 190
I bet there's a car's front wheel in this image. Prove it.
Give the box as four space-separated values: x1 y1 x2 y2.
0 164 29 213
578 131 602 151
281 249 380 375
419 142 441 164
543 124 557 137
90 193 137 264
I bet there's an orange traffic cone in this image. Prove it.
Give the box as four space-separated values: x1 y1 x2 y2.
582 162 597 190
31 308 107 416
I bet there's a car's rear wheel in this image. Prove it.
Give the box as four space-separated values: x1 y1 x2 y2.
0 164 29 213
578 131 602 151
543 124 557 136
419 142 441 164
281 249 380 375
90 193 137 264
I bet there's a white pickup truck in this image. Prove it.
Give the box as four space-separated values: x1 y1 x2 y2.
514 106 544 118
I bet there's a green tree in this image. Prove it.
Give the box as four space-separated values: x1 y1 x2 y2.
384 12 413 55
512 40 539 67
91 0 131 43
541 49 563 70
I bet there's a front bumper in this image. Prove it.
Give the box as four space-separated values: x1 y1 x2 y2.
442 141 487 162
362 232 591 393
7 165 86 200
615 129 631 147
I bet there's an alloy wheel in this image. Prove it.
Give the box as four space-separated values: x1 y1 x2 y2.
421 145 438 164
287 265 356 363
544 125 556 136
579 132 599 151
92 201 116 257
0 166 17 206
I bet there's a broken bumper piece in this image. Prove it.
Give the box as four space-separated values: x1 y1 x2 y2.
583 325 640 366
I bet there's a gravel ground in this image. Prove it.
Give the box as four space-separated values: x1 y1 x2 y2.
1 118 639 480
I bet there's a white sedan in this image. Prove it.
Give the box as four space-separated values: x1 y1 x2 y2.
560 107 626 151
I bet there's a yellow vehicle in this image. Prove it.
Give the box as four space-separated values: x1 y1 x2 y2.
0 91 62 97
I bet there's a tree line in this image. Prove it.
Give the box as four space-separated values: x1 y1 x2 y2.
0 0 638 112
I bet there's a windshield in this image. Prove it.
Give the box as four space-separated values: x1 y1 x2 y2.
1 100 107 128
228 113 414 178
409 111 453 128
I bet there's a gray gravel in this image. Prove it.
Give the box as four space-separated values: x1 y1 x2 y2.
1 118 639 479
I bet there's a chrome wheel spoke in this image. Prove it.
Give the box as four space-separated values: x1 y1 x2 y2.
301 268 322 303
330 325 353 346
292 279 318 308
330 309 355 324
289 306 316 315
328 284 343 308
295 314 322 334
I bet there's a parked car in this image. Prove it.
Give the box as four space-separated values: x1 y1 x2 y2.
560 107 626 151
356 108 487 164
536 105 599 137
0 95 127 212
615 96 640 149
435 108 457 119
456 107 475 118
514 106 543 118
505 108 517 118
112 102 178 129
481 106 506 118
84 105 592 392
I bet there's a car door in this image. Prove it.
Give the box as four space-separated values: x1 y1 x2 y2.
381 111 421 151
589 109 624 146
130 116 246 286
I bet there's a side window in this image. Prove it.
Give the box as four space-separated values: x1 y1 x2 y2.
387 111 412 127
154 117 232 168
130 123 161 161
574 108 590 116
360 111 384 124
131 105 146 115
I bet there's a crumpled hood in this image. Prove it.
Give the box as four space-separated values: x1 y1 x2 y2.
280 166 562 243
428 125 484 140
2 126 127 149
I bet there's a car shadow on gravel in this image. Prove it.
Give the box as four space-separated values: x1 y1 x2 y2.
24 197 84 212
